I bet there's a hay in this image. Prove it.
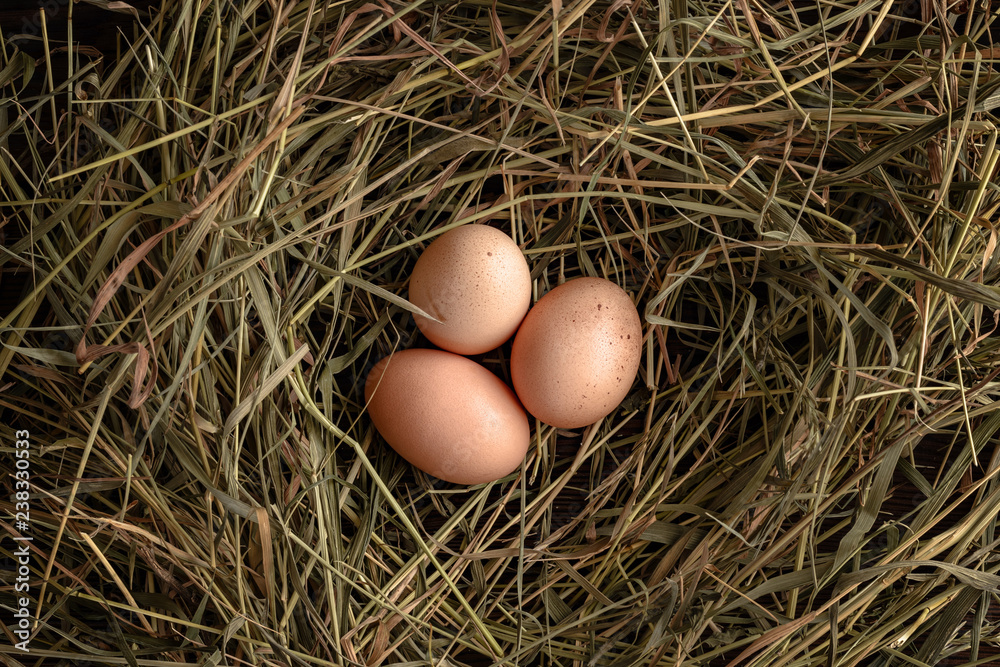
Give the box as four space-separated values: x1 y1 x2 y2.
3 0 1000 665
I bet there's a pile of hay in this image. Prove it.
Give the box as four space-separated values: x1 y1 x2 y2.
3 0 1000 665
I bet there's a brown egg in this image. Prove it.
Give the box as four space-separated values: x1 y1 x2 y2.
408 225 531 355
364 348 530 484
511 277 642 428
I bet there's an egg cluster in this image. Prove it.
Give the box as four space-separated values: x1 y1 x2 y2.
364 224 643 485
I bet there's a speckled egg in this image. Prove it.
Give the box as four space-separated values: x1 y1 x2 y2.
364 348 530 484
408 225 531 355
511 277 642 429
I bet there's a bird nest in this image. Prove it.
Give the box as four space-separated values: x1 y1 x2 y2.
3 1 1000 665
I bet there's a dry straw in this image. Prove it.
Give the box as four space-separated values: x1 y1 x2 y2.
3 0 1000 665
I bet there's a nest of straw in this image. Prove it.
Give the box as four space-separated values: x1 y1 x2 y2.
3 0 1000 665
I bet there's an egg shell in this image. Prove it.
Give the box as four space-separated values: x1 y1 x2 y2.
511 277 642 429
364 348 530 485
408 225 531 355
